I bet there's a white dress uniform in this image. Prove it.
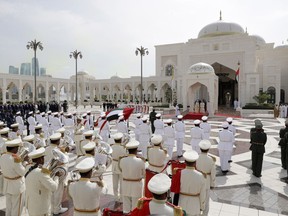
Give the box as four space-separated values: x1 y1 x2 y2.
25 148 59 216
35 113 42 123
218 123 235 172
196 140 216 216
138 120 151 159
28 115 37 134
200 122 211 140
154 119 164 135
64 117 75 138
190 126 204 154
98 118 110 142
15 115 25 135
117 121 128 134
178 151 206 216
52 116 62 133
39 115 50 139
111 134 127 198
175 118 185 157
163 122 175 160
147 135 168 173
133 116 143 141
119 141 145 213
69 158 104 216
34 133 46 148
87 113 94 130
75 123 84 156
0 140 26 216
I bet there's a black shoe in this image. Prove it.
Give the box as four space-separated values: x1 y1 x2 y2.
177 155 183 158
228 160 232 163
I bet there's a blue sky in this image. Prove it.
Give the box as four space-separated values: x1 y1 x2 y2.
0 0 287 79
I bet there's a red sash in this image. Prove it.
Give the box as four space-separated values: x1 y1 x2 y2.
170 160 186 193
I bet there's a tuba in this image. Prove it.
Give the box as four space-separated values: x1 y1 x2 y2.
122 133 130 146
43 148 68 182
93 141 113 178
18 141 36 161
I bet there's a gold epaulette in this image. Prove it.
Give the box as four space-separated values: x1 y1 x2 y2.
137 198 144 209
41 168 51 175
94 180 104 188
174 205 184 216
12 154 22 163
208 154 216 162
173 167 181 175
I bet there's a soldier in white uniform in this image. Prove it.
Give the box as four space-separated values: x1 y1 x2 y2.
75 117 85 156
25 147 59 216
163 119 175 160
178 151 206 216
200 116 211 140
27 111 37 135
98 113 110 142
0 139 26 216
87 110 94 130
131 173 184 216
154 113 164 135
9 123 21 140
69 157 104 216
63 113 74 139
0 127 9 154
133 113 143 141
15 111 25 136
119 140 145 213
190 120 204 154
138 117 151 159
35 110 42 123
218 122 235 174
39 112 50 139
45 133 68 214
52 112 62 133
147 135 168 173
226 117 236 163
34 124 46 148
23 134 36 150
175 115 185 158
117 115 128 134
196 140 216 216
111 133 127 200
82 113 90 132
79 130 96 157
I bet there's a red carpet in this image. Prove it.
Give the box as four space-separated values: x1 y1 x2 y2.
183 112 207 120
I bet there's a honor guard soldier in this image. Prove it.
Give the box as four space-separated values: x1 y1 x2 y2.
25 147 59 216
27 111 37 135
138 116 151 159
39 112 50 139
98 112 110 142
80 130 95 156
117 115 128 134
52 112 62 133
69 157 105 216
9 123 21 140
190 120 204 154
111 133 127 200
45 133 68 214
218 122 234 174
196 140 216 216
278 120 288 169
154 113 164 135
0 139 26 216
63 113 74 138
175 115 185 158
177 150 206 216
163 119 175 160
35 110 41 122
133 113 143 141
34 124 46 148
15 111 25 136
200 116 211 140
226 117 236 163
87 110 94 130
147 135 168 173
119 140 145 213
131 173 184 216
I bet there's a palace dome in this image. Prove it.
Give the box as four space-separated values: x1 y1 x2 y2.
198 18 245 38
188 62 215 74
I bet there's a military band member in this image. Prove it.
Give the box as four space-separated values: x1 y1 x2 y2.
82 113 90 132
147 135 168 173
75 117 85 156
35 110 42 122
0 127 9 154
117 115 128 134
218 122 234 174
52 112 62 133
111 133 127 200
200 116 211 140
133 113 143 141
76 141 96 164
27 111 37 135
9 123 21 140
35 124 46 148
87 110 94 130
138 117 151 159
63 113 74 138
190 120 204 154
178 150 206 216
131 173 184 216
119 140 145 213
0 139 26 216
196 140 216 216
175 115 185 158
15 111 25 136
154 113 164 135
25 147 59 216
163 119 175 160
80 130 95 157
98 112 110 142
39 112 50 139
69 157 104 216
23 135 35 149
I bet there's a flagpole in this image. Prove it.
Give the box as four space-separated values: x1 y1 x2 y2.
236 61 241 110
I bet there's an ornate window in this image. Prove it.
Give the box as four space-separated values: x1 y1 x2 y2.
165 64 174 77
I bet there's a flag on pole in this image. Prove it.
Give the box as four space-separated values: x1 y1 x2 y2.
235 67 240 83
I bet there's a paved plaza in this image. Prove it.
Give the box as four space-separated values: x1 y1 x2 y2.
0 106 287 216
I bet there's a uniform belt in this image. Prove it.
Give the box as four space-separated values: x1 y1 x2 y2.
74 206 100 213
3 175 22 180
148 162 164 168
180 191 200 197
123 178 142 182
112 159 119 162
252 142 264 145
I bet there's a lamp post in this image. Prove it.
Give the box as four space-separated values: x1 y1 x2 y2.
135 46 148 103
27 39 43 103
70 50 82 109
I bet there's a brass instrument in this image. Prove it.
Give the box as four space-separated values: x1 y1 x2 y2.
18 141 36 161
122 133 130 146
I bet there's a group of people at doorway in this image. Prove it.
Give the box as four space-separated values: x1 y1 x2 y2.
193 99 207 114
274 104 288 118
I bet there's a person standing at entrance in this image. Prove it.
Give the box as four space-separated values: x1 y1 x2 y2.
149 109 157 134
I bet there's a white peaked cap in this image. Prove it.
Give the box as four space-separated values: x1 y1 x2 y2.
151 135 163 145
83 142 96 151
148 173 171 195
126 139 139 149
75 157 95 173
183 150 199 162
5 139 22 147
83 130 94 137
201 116 208 121
23 135 35 142
199 140 211 150
28 147 45 159
113 133 123 141
50 133 61 141
194 119 201 125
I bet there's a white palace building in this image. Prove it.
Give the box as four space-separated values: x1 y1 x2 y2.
1 15 288 115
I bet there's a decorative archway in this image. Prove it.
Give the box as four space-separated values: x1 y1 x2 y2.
6 82 19 102
22 83 33 102
37 84 45 102
49 85 57 101
187 82 209 109
160 83 172 103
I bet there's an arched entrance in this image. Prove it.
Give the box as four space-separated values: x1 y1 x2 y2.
212 62 238 107
187 82 209 112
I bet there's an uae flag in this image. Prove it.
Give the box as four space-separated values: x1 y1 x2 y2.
235 67 240 83
100 107 134 131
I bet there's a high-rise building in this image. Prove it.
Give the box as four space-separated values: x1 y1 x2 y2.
31 57 39 76
40 67 46 76
20 63 31 76
8 66 19 74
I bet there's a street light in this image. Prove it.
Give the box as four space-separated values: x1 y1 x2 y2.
135 46 148 103
27 39 43 103
70 50 82 108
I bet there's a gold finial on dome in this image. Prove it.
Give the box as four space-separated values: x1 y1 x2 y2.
220 10 222 20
